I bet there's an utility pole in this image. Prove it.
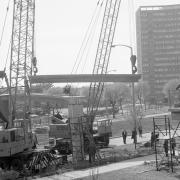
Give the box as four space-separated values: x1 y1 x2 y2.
130 54 137 149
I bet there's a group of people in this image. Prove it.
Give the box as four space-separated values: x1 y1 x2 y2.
151 132 176 157
163 138 176 157
121 126 143 145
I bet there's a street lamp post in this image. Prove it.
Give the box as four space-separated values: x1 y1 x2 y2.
112 44 137 149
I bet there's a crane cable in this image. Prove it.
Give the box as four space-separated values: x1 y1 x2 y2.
0 0 11 48
74 0 104 74
127 0 135 53
63 0 104 94
71 0 104 74
3 41 11 72
0 0 11 72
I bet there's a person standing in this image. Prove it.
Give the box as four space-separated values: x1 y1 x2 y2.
131 129 137 144
171 138 176 156
87 141 96 164
151 132 155 149
163 139 168 157
122 129 127 144
138 126 143 137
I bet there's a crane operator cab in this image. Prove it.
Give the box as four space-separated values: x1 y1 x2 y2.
0 95 36 157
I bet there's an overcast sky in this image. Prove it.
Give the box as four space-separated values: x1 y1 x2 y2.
0 0 180 77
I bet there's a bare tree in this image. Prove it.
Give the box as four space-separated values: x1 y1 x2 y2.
104 83 130 118
31 83 53 93
135 81 150 110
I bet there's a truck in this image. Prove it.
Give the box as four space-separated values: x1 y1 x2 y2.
49 115 112 155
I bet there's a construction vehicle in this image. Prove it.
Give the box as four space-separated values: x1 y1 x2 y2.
0 1 61 172
49 114 112 154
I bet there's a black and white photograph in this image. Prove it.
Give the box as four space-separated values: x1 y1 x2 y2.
1 0 180 179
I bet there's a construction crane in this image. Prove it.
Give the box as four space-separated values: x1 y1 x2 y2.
29 0 123 161
86 0 122 135
0 0 60 172
0 0 36 167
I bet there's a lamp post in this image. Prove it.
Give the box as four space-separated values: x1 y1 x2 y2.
112 44 137 149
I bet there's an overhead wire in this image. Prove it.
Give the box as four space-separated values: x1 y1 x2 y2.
0 0 11 73
3 41 11 72
0 0 11 48
66 0 104 92
127 0 135 54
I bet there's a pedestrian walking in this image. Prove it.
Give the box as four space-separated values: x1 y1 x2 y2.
138 126 143 137
163 139 168 157
122 129 127 144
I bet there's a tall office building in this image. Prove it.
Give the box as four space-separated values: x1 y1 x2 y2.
136 4 180 98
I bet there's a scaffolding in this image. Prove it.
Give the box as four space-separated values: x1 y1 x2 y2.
153 115 180 172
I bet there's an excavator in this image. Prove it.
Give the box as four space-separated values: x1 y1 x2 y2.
0 71 37 170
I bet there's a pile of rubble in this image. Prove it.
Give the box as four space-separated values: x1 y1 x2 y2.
0 168 19 180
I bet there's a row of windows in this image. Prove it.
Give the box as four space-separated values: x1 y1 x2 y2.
141 34 180 40
154 21 180 26
141 31 180 38
155 57 180 61
141 11 180 16
143 67 179 72
154 51 180 55
141 40 180 46
142 61 180 68
142 21 180 28
155 39 180 45
154 63 180 67
154 73 179 78
141 24 180 32
154 45 180 50
154 34 180 39
153 29 180 33
141 16 180 22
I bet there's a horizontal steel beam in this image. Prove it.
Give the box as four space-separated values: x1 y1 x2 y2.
30 74 141 84
16 93 85 103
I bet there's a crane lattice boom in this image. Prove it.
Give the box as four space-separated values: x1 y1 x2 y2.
10 0 35 122
87 0 122 120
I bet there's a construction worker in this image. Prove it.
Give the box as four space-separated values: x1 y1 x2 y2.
138 126 143 137
88 141 96 164
122 129 127 144
131 129 137 144
163 139 168 157
151 132 155 149
171 138 176 156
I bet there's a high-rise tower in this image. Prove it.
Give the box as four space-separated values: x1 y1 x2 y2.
136 4 180 98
